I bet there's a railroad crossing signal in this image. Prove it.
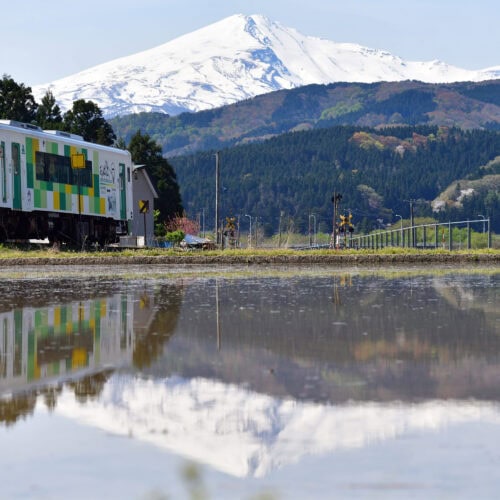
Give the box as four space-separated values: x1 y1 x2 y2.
339 213 354 233
139 199 149 214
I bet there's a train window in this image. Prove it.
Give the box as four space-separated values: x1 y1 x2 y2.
35 154 45 179
78 160 92 187
35 151 92 187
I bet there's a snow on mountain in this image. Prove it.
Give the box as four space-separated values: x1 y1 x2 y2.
33 14 499 118
52 374 500 478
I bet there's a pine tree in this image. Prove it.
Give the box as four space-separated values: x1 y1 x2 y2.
63 99 116 145
0 74 38 122
36 90 63 129
127 131 183 221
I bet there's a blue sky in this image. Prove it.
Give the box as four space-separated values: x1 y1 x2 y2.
2 0 499 86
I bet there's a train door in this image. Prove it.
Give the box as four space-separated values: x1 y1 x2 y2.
0 141 6 204
11 142 22 210
119 163 126 220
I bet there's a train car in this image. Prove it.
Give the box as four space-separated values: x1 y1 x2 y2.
0 120 133 245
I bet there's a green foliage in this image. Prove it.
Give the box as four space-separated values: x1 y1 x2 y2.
164 230 185 246
320 102 363 120
0 74 38 123
127 131 183 221
63 99 116 145
170 125 500 234
36 90 63 130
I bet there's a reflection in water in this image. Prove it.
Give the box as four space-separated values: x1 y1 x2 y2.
161 273 499 405
52 374 500 478
0 269 499 481
0 294 133 394
133 285 184 369
0 281 184 424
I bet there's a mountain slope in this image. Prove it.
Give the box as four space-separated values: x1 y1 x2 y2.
33 14 500 118
169 125 500 234
110 79 500 157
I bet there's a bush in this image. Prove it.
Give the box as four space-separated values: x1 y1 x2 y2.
165 230 185 246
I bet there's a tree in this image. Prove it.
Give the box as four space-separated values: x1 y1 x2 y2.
127 130 183 221
36 90 63 129
165 214 199 235
0 74 38 122
114 137 127 150
63 99 116 145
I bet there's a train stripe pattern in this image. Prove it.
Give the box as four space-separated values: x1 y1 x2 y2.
0 120 133 246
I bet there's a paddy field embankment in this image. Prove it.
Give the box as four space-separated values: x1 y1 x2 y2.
0 247 498 266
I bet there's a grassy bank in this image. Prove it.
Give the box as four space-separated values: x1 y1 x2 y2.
0 245 498 266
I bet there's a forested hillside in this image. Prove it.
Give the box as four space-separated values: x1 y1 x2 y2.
111 80 500 157
170 125 500 234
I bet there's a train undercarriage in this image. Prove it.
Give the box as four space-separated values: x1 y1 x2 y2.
0 208 122 247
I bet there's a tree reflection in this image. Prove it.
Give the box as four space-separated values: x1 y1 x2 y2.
165 273 500 403
67 370 114 404
133 284 184 369
0 392 37 426
41 385 63 412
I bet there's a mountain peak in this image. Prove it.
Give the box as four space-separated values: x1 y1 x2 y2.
33 14 499 118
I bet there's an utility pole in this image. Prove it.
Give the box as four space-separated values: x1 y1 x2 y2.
278 211 284 248
330 192 342 249
404 199 416 247
309 212 312 247
478 214 486 233
395 214 403 246
332 192 337 248
245 214 252 248
410 199 415 247
215 152 220 246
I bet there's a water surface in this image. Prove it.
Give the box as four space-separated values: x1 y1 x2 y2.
0 265 499 499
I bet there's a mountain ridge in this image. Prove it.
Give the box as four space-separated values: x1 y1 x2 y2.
33 14 500 118
109 79 500 157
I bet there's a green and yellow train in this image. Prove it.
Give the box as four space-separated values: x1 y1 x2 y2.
0 120 133 245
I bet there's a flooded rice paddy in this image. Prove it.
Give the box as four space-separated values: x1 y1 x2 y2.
0 264 499 499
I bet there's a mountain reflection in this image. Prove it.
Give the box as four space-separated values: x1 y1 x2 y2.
52 374 500 478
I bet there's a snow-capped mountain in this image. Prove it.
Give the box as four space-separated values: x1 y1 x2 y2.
33 14 500 118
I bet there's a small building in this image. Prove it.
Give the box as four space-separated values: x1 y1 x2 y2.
131 165 158 245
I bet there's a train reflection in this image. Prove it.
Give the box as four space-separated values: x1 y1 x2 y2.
0 282 184 424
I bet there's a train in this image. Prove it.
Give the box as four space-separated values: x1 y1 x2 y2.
0 119 133 246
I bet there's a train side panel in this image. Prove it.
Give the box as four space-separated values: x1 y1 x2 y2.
0 122 133 244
